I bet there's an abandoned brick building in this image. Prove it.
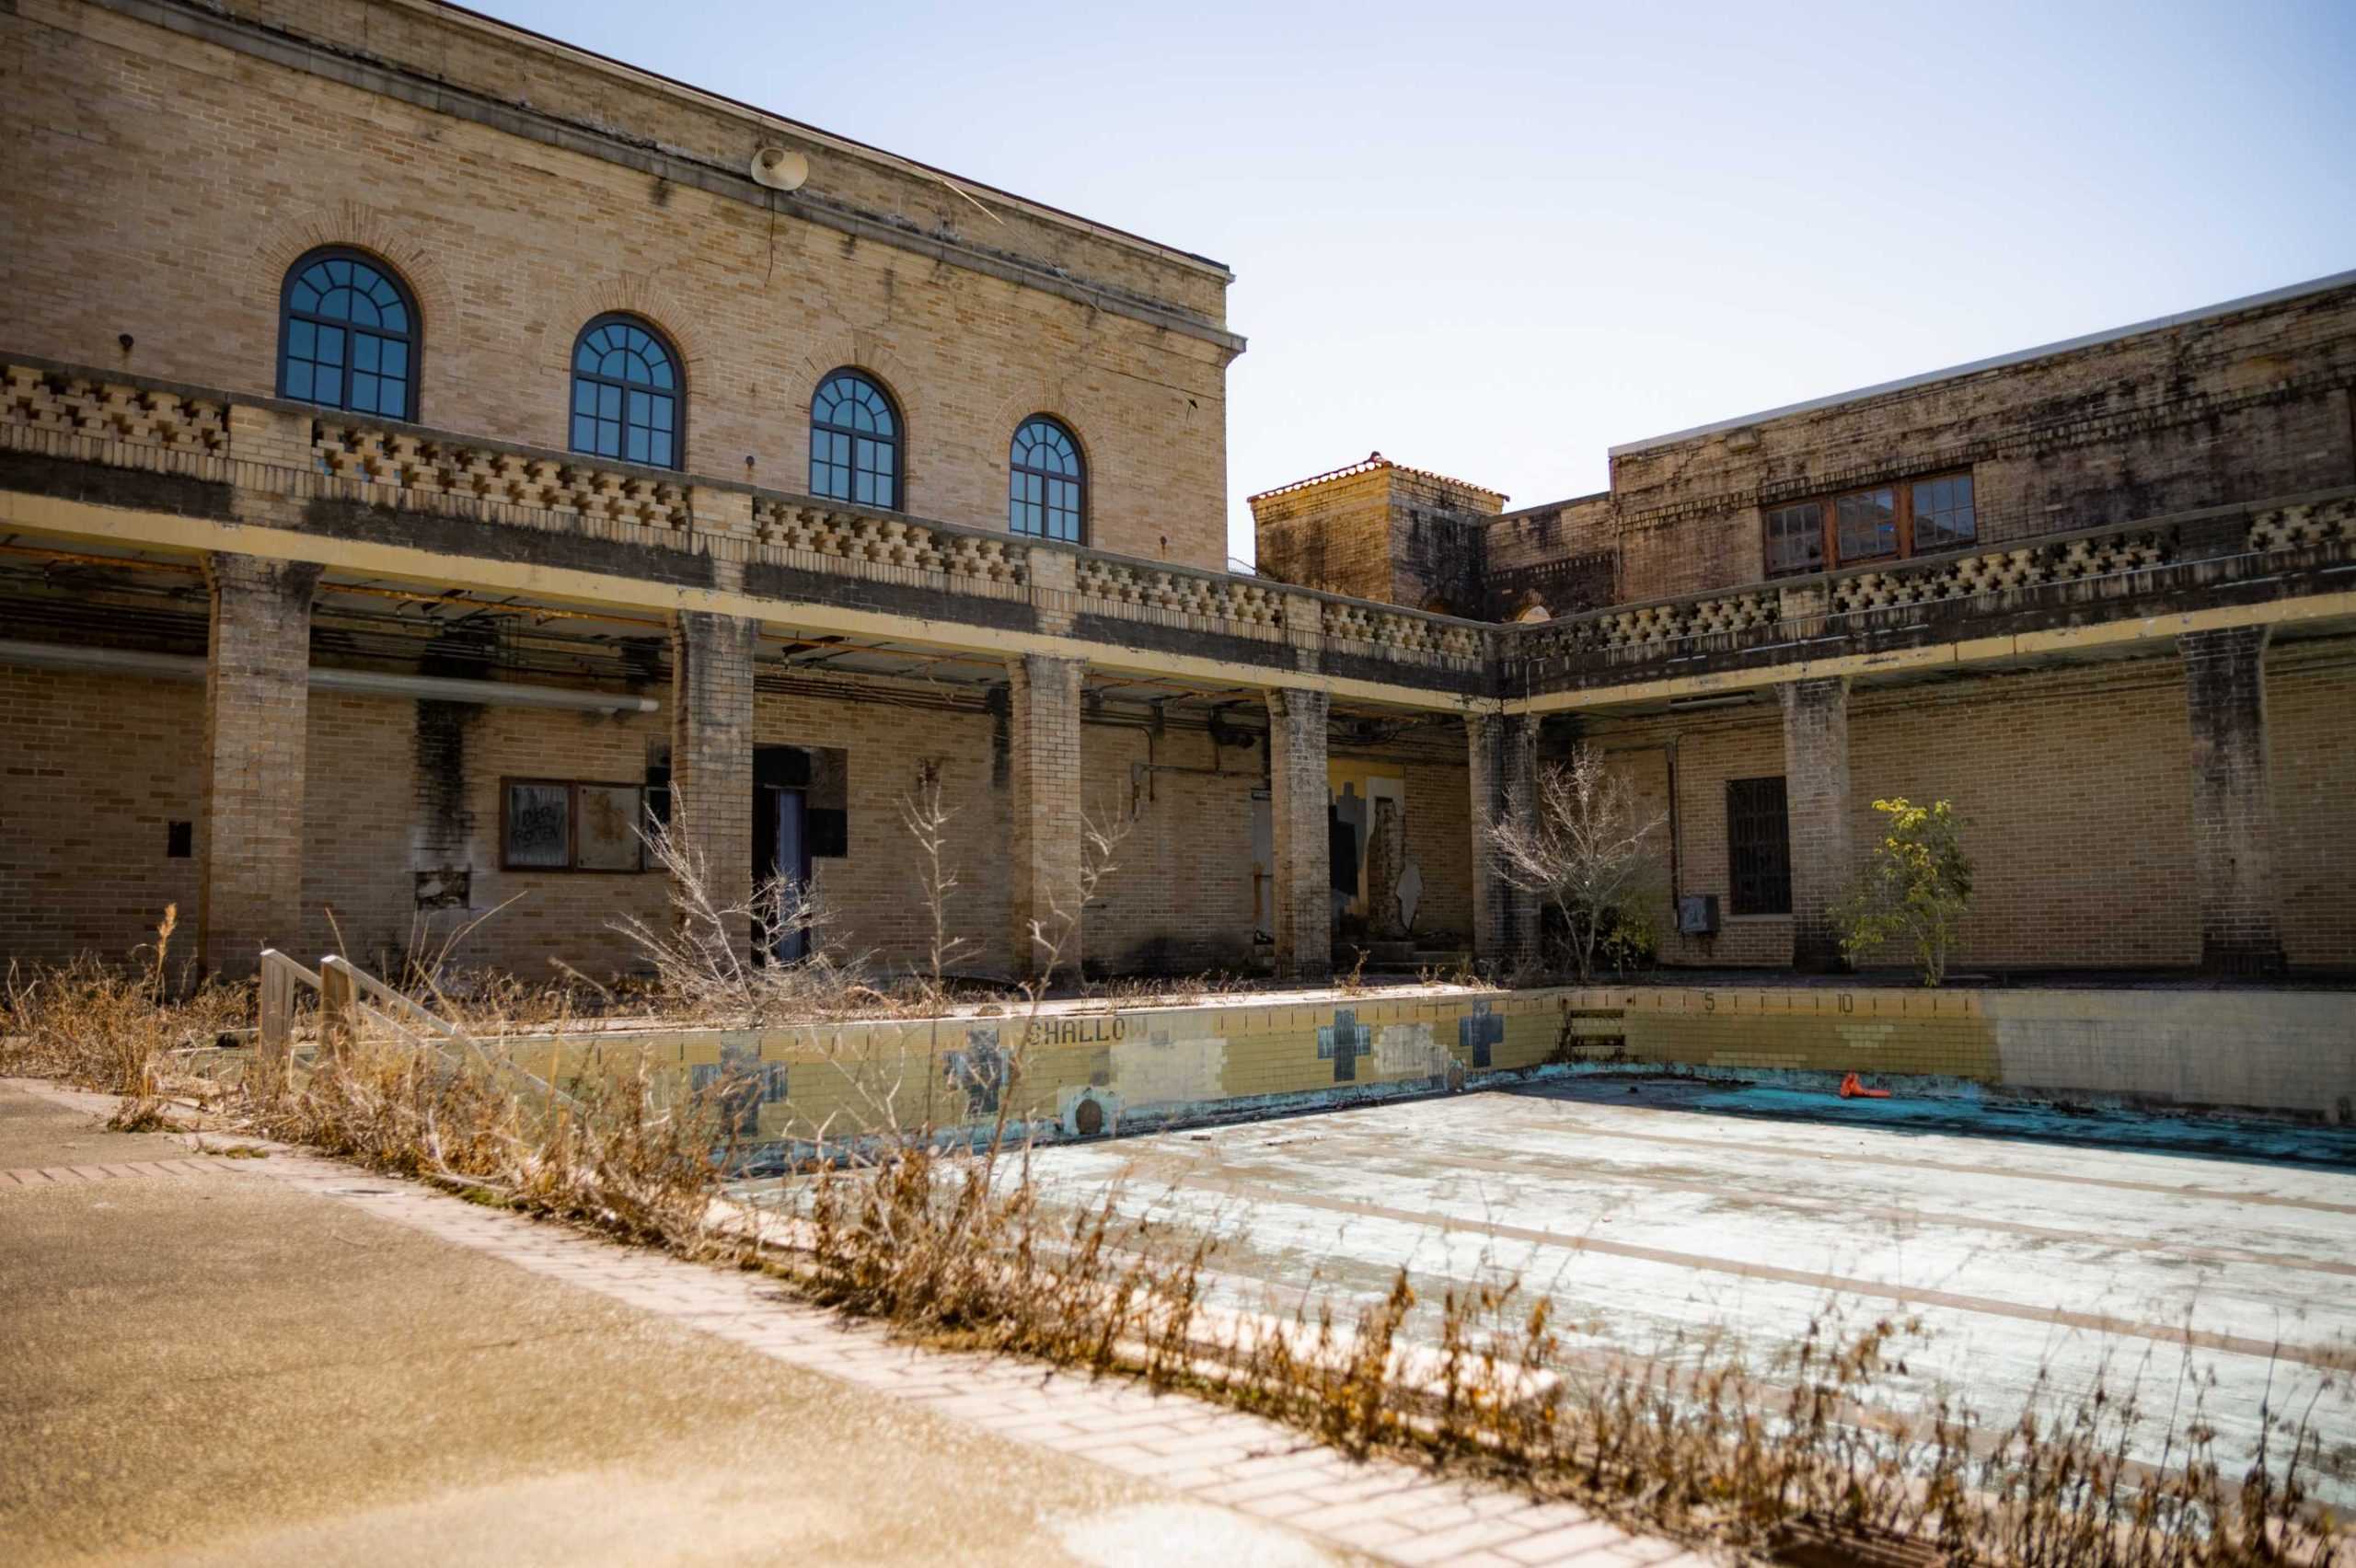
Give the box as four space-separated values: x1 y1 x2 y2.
3 0 2351 986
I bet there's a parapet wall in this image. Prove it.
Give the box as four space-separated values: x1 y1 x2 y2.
514 983 2356 1150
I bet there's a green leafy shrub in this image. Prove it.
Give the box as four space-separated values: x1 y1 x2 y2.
1835 797 1974 986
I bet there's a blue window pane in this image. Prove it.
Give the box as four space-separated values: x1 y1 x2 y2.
326 259 352 286
382 341 407 380
350 294 381 329
382 301 408 333
570 318 681 467
316 326 345 366
314 366 341 405
353 336 378 373
286 362 314 400
290 282 320 314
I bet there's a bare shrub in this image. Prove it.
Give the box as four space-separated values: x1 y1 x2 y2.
1484 744 1668 984
9 903 2344 1566
613 811 884 1024
899 762 975 1007
1 908 247 1123
242 1032 734 1251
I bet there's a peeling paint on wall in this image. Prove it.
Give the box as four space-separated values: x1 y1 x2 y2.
1112 1027 1227 1109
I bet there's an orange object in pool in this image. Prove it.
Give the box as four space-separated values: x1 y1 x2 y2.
1839 1072 1891 1100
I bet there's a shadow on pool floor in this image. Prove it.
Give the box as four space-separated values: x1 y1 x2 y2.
1507 1069 2356 1172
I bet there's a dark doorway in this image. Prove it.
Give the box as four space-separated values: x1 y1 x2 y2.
753 746 813 963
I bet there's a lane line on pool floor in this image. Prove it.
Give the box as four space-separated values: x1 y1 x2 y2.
1326 1102 2356 1216
1149 1134 2356 1280
1113 1166 2350 1371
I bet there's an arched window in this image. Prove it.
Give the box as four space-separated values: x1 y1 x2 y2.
1009 416 1084 543
278 248 418 420
570 315 681 469
809 370 901 509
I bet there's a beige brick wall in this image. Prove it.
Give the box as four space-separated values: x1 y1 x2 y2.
1264 688 1332 978
0 668 202 970
4 661 1498 983
1588 643 2355 974
1490 284 2356 607
15 643 2335 982
199 553 319 977
1250 465 1499 614
1 0 1233 570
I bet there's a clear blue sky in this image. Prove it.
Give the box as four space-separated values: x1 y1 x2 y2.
471 0 2356 566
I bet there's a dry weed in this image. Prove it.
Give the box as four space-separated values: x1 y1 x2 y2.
4 901 2343 1567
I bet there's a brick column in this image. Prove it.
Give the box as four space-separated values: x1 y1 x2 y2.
1467 711 1540 977
670 611 756 958
1265 686 1333 981
1008 653 1085 979
198 553 321 979
1777 676 1853 973
2180 626 2286 976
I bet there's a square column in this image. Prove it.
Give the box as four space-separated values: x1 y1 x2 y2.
670 611 756 956
2180 626 2286 976
1467 711 1539 976
199 553 321 979
1009 653 1085 979
1265 686 1333 981
1777 676 1853 973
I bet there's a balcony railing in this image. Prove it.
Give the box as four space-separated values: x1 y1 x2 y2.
1 357 1492 686
6 354 2349 702
1506 490 2356 691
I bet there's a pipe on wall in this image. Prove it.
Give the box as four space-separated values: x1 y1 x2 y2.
0 640 661 714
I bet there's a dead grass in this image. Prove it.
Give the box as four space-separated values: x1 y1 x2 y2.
243 1034 734 1251
4 913 2344 1566
1 908 248 1126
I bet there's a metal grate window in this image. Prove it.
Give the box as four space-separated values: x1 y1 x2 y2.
1727 777 1792 916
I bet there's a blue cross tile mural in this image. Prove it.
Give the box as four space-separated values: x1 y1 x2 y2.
947 1024 1008 1117
1317 1009 1370 1082
1459 1001 1504 1069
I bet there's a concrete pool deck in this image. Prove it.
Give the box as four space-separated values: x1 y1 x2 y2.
1028 1073 2356 1506
0 1078 1703 1567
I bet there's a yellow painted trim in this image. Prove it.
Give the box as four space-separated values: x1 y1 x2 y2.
0 491 1484 715
1507 591 2356 715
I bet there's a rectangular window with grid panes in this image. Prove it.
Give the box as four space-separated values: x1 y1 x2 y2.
1726 777 1792 916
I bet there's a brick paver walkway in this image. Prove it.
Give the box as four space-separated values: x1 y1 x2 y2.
6 1079 1708 1566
